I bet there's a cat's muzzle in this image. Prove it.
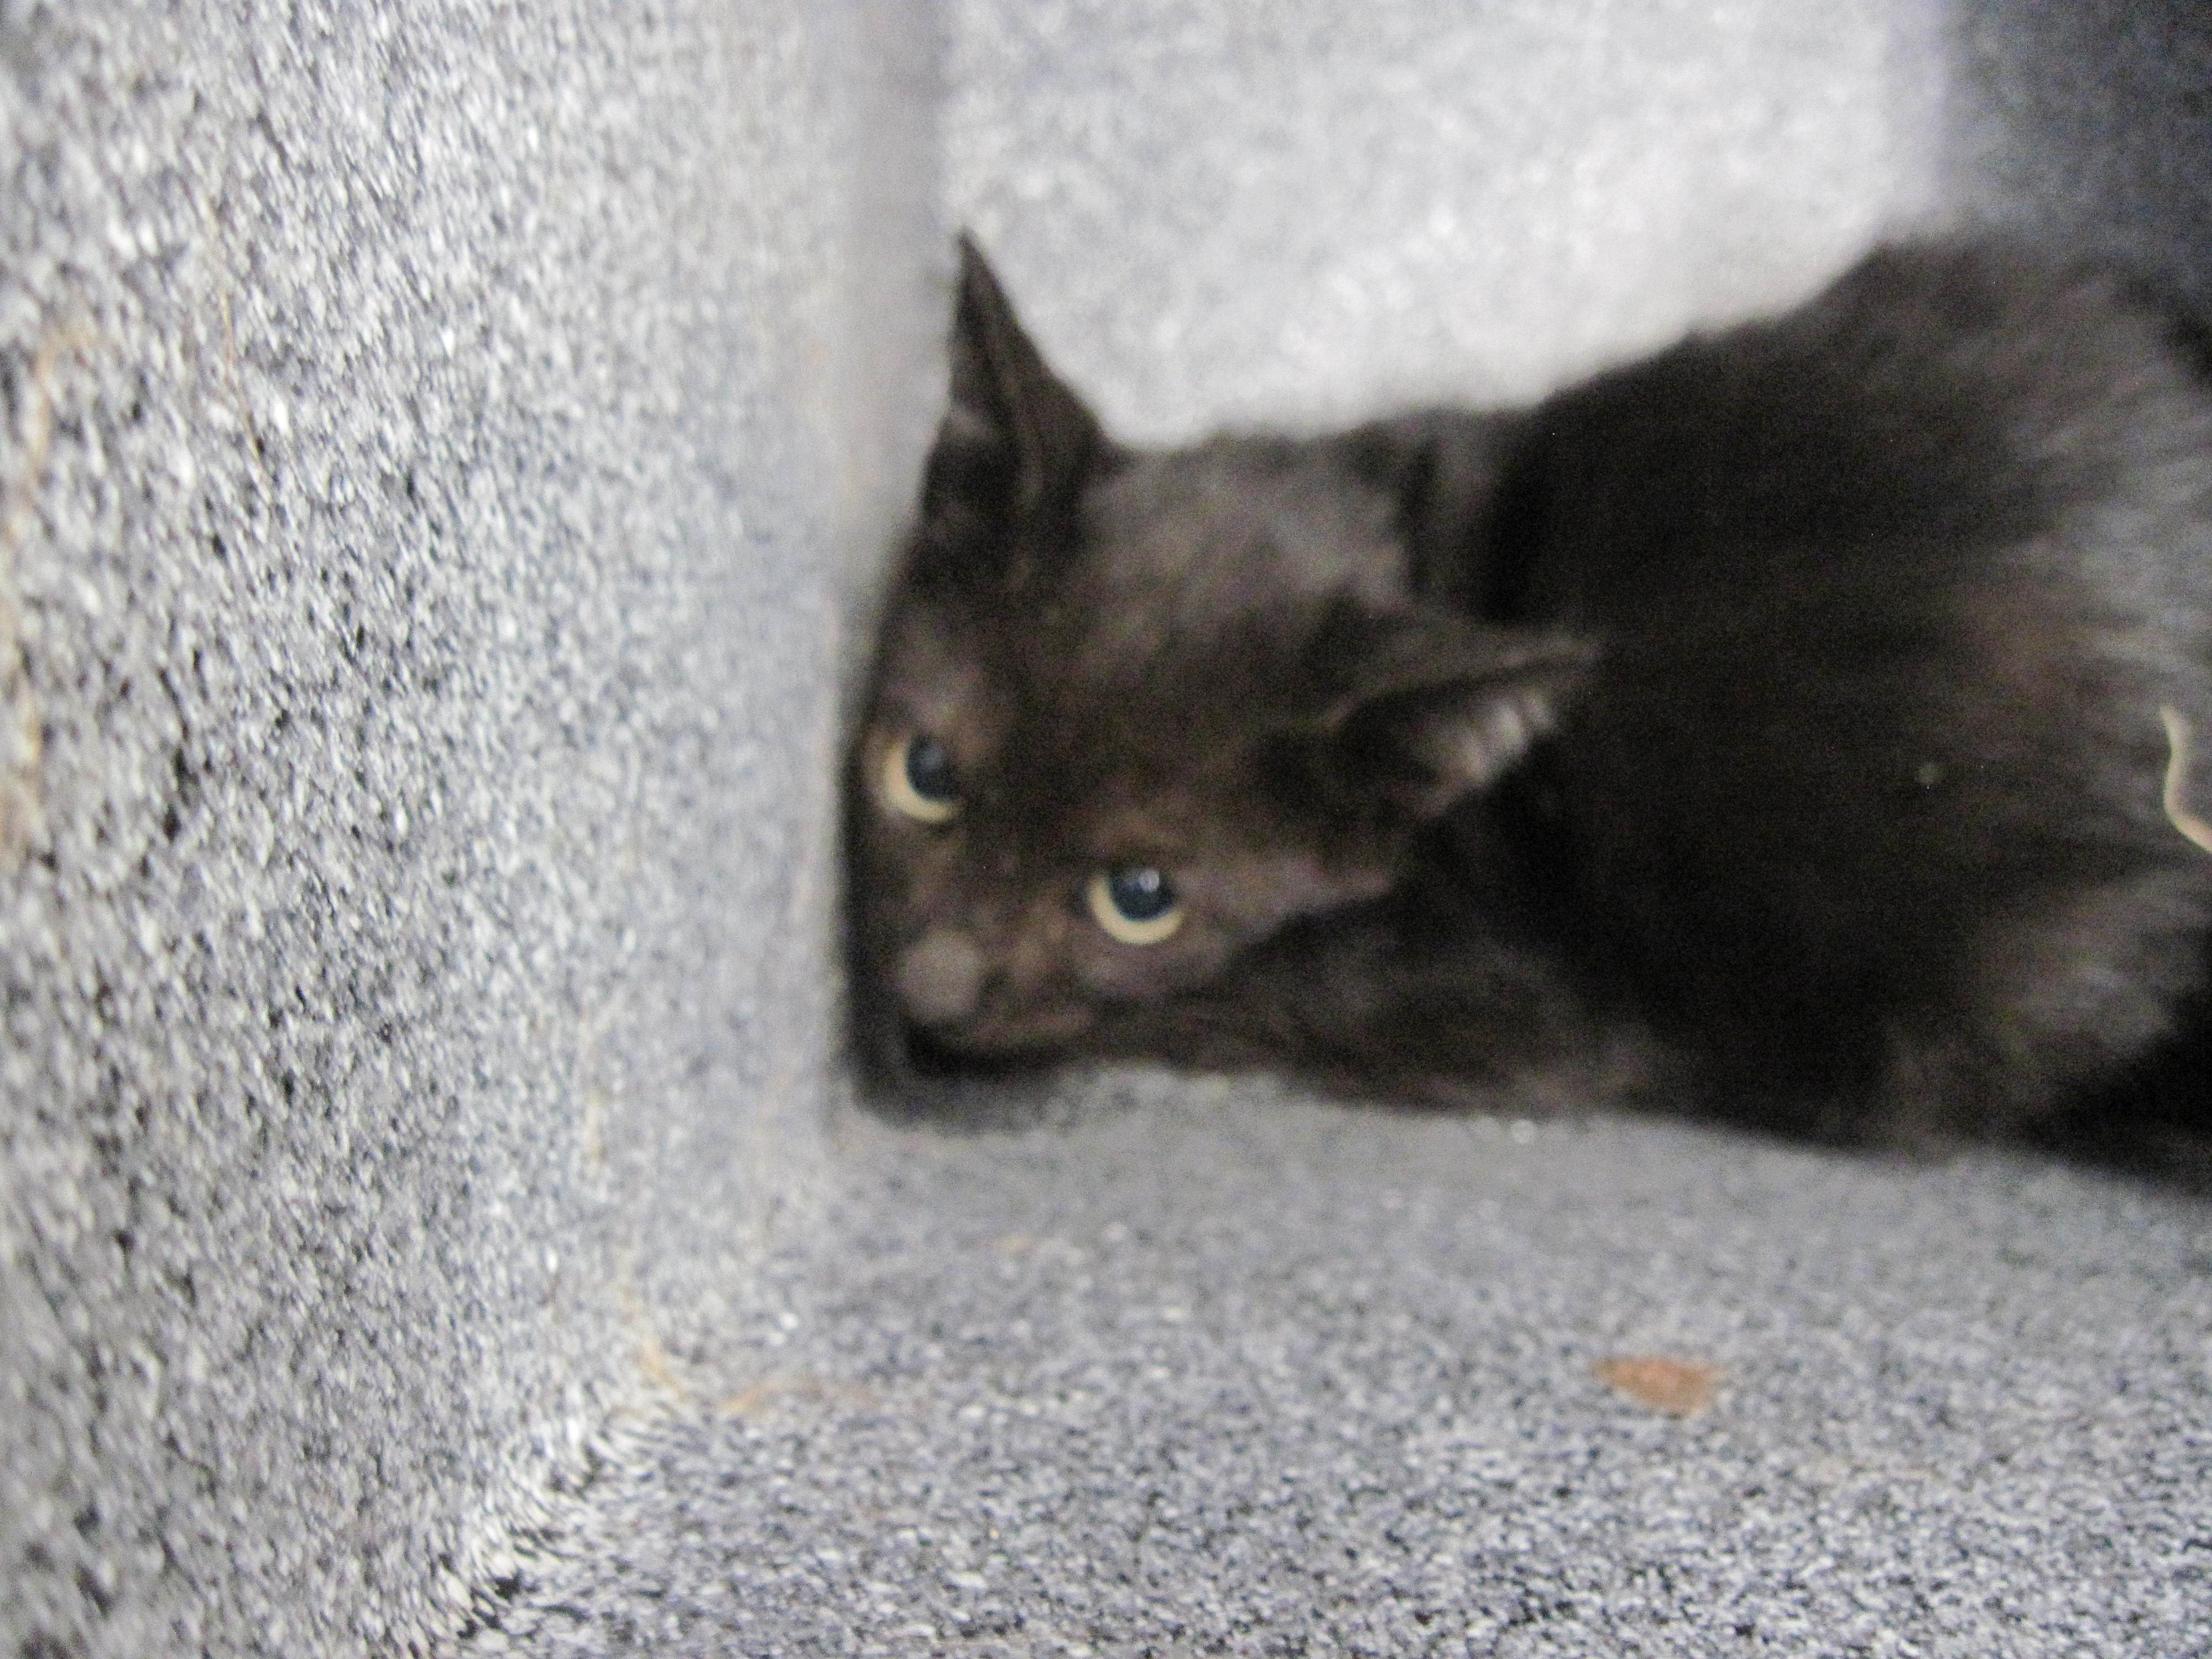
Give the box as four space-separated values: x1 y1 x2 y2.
894 929 988 1025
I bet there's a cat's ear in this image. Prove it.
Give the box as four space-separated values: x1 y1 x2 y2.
1322 617 1592 818
917 236 1109 577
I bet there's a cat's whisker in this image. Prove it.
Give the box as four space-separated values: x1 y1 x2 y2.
2157 705 2212 857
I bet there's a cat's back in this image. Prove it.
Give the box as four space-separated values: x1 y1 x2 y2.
1490 238 2212 1135
1510 241 2212 621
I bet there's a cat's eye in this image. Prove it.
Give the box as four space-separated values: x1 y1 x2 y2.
1088 865 1183 945
884 733 959 824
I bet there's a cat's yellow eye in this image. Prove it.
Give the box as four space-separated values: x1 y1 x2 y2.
1088 865 1183 945
883 733 960 824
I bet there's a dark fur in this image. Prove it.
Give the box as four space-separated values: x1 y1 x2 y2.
847 236 2212 1145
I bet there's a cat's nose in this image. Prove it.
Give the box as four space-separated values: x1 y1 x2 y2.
894 930 986 1025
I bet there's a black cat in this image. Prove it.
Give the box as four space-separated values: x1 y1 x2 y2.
846 235 2212 1144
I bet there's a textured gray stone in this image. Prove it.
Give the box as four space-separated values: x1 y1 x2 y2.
0 4 877 1652
4 2 2210 1656
944 0 1945 437
497 1081 2212 1656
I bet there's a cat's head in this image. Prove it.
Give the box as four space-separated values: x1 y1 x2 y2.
846 239 1587 1081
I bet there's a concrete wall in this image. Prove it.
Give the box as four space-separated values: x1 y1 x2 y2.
0 4 926 1651
1948 0 2212 305
947 0 1945 439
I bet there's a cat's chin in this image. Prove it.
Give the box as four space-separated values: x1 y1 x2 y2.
899 1021 1067 1079
897 989 1103 1057
841 1020 1083 1130
906 999 1129 1078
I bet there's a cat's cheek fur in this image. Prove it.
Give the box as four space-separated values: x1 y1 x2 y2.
1072 927 1238 1002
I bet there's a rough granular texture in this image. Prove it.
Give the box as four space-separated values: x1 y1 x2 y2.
489 1084 2212 1657
0 5 864 1652
6 1 2211 1655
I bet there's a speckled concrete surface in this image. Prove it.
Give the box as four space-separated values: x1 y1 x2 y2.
488 1082 2212 1657
1 6 869 1653
8 2 2212 1656
943 0 1945 440
1947 0 2212 308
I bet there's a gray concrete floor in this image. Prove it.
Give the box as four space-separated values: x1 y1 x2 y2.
483 1079 2212 1656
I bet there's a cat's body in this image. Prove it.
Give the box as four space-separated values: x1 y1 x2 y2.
847 237 2212 1143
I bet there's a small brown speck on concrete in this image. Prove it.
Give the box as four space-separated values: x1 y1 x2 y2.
1594 1354 1723 1416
